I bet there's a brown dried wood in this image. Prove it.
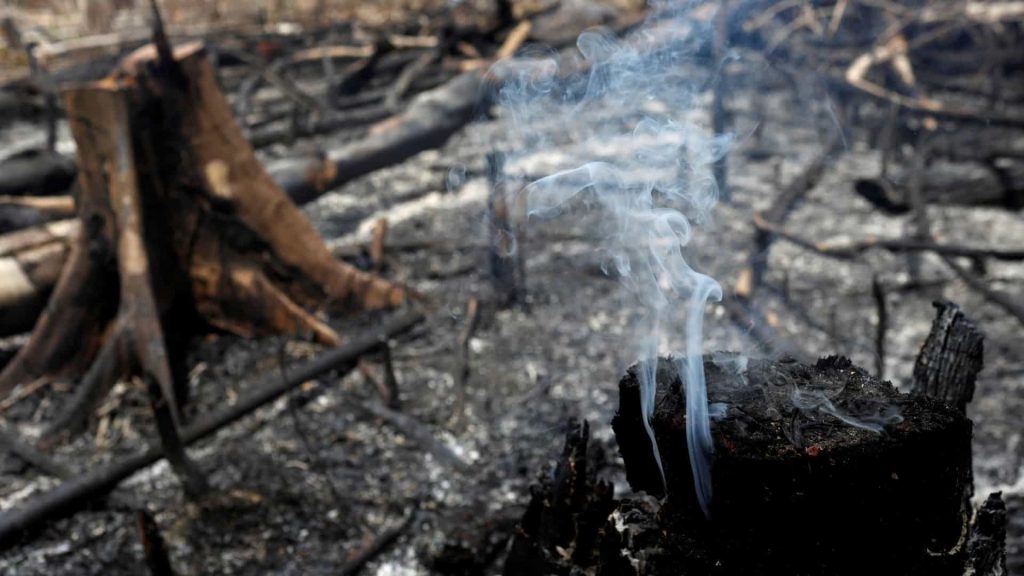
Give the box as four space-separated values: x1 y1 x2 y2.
0 41 410 444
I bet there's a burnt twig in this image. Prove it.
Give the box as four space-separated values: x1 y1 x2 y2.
872 275 887 379
357 400 470 473
339 504 418 576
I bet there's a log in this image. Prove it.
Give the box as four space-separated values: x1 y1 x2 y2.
0 150 77 197
854 159 1024 213
0 309 422 550
0 220 78 336
265 70 487 204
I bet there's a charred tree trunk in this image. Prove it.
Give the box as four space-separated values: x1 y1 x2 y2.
0 41 409 450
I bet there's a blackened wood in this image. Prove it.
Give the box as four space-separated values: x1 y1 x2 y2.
0 309 421 550
912 301 984 412
486 152 521 307
854 156 1024 214
967 492 1008 576
611 355 974 575
0 150 77 197
504 419 616 575
269 71 486 204
746 131 840 292
136 509 175 576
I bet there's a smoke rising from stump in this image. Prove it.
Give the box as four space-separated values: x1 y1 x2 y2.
495 4 730 515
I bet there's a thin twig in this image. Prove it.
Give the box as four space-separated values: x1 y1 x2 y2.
357 401 470 473
751 214 1024 261
339 504 418 576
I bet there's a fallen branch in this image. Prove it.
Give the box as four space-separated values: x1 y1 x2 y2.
356 400 471 473
0 309 424 549
339 504 418 576
943 256 1024 327
268 70 488 204
752 214 1024 261
0 195 75 215
735 131 841 299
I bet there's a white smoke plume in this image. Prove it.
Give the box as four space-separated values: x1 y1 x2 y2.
493 2 731 516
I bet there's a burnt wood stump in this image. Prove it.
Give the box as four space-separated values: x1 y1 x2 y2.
506 351 1004 575
610 355 974 575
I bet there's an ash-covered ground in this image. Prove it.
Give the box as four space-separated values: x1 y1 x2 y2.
1 30 1023 576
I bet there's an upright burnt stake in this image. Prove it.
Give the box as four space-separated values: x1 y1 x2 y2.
912 300 984 412
486 151 524 307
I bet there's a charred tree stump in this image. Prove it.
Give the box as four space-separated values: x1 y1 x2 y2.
508 352 1004 575
0 41 409 455
610 355 974 575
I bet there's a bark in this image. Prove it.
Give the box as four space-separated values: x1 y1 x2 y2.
912 301 984 412
507 353 999 575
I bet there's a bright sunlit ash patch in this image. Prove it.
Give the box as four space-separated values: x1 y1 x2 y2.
492 3 731 517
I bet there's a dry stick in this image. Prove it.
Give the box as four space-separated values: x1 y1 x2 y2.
369 218 389 273
378 343 400 410
0 309 423 550
729 133 839 360
0 422 72 479
872 275 887 379
220 48 327 115
23 44 58 152
943 256 1024 327
751 215 1024 261
281 348 348 511
905 132 930 284
447 297 480 430
356 400 470 473
357 350 400 410
711 0 731 201
136 509 175 576
339 504 418 576
0 195 75 215
737 130 840 298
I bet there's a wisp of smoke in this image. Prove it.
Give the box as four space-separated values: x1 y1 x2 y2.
494 4 731 516
791 388 904 433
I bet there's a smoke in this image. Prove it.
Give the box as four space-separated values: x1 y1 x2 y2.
791 388 904 433
493 3 730 516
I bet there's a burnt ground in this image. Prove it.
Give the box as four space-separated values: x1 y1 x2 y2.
1 26 1024 576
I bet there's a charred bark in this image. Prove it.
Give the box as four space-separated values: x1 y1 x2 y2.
508 351 1004 575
